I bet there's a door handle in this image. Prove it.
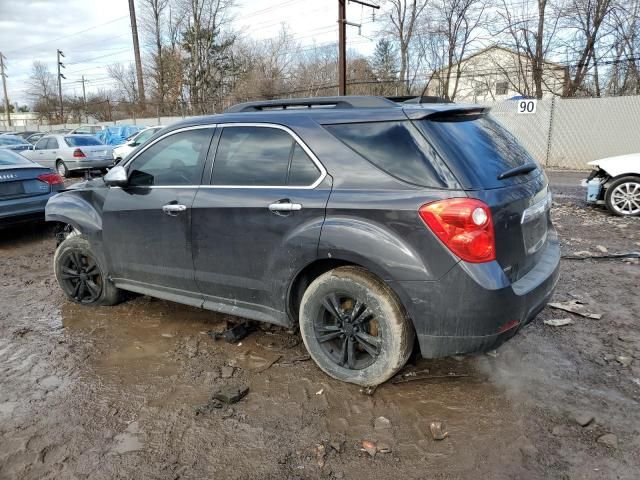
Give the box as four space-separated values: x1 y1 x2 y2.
268 202 302 212
162 203 187 216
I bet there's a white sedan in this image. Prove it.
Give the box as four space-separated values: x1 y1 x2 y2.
113 126 164 162
584 153 640 216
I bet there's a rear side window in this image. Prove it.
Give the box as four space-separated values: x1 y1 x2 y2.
212 126 321 187
416 115 539 189
325 121 450 188
46 138 59 149
64 136 102 147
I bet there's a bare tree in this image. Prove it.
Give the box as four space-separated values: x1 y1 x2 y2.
385 0 429 94
26 61 57 122
140 0 170 111
423 0 487 101
562 0 615 96
494 0 562 98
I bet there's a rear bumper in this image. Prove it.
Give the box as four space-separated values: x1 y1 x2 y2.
67 159 115 171
0 192 57 225
391 231 560 358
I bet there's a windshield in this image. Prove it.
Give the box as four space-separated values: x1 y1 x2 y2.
0 135 27 146
64 136 103 147
415 114 539 189
0 149 31 165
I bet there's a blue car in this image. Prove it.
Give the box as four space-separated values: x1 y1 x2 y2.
0 149 64 226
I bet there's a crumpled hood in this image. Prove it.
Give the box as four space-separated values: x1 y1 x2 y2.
588 153 640 177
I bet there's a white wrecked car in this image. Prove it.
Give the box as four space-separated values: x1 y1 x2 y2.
583 153 640 216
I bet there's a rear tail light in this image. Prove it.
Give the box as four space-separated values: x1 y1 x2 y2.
37 173 64 185
73 148 86 158
419 198 496 263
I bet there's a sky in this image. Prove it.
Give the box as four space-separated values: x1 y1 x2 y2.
0 0 383 106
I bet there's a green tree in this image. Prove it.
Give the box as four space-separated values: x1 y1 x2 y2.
371 38 400 95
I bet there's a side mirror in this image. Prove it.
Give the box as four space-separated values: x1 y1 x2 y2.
104 165 128 187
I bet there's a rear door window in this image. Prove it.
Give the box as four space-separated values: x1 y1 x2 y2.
415 114 539 189
325 121 452 188
46 138 59 149
212 126 321 187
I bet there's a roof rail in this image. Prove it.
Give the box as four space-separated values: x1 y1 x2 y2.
225 96 398 113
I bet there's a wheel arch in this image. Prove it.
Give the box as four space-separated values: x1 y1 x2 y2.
45 191 103 236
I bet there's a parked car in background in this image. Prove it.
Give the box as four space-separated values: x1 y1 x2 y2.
4 131 39 140
113 126 164 162
21 134 114 177
584 153 640 216
69 125 105 135
26 132 46 144
0 135 34 152
46 96 559 386
0 149 64 226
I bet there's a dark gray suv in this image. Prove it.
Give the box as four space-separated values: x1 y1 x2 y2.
45 96 560 386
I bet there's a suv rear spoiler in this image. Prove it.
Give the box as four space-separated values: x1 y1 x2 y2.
403 105 489 120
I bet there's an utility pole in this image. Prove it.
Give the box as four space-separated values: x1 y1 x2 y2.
0 53 11 127
338 0 379 96
81 75 87 123
128 0 145 106
57 49 66 123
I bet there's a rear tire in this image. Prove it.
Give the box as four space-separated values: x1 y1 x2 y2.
54 235 123 306
605 176 640 216
56 160 69 177
299 266 414 386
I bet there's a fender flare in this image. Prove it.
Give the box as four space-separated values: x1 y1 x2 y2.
45 192 102 236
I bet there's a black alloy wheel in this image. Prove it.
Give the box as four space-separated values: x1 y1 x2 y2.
314 292 381 370
58 251 103 304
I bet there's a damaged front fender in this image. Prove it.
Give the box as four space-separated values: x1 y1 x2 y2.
45 191 103 236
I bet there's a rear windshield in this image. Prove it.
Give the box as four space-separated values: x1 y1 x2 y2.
415 114 539 189
0 149 31 165
64 136 103 147
324 121 453 188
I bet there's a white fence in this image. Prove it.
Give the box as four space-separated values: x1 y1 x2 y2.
3 95 640 170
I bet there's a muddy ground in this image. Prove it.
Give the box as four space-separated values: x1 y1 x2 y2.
1 170 639 480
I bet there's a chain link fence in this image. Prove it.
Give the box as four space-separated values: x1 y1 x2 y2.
488 95 640 170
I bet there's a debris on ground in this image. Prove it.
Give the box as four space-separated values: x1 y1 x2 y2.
595 245 608 253
486 350 499 358
573 413 595 427
209 321 256 344
359 439 391 456
391 369 470 384
562 251 640 261
544 318 574 327
329 441 344 453
212 385 249 404
429 422 448 441
359 385 378 396
280 354 311 365
548 300 603 319
228 350 282 372
220 365 235 378
597 433 618 448
616 356 633 367
194 399 223 415
315 388 324 395
360 440 378 457
316 443 326 467
374 416 391 430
